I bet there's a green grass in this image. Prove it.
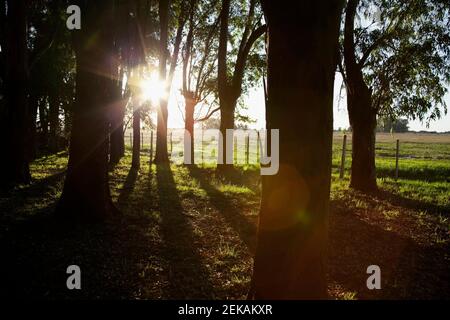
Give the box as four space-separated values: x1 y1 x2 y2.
1 133 449 299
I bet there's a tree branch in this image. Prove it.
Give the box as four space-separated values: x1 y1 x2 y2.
231 24 267 95
195 106 220 122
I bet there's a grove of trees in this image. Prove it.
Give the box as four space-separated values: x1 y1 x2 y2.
0 0 448 298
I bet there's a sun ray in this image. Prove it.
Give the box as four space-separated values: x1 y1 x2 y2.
140 73 166 105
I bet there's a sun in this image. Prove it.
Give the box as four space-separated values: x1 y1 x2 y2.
139 73 166 104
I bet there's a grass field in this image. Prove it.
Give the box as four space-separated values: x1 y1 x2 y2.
1 132 449 299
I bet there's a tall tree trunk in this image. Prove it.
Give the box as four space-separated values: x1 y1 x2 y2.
48 93 60 152
109 78 126 164
57 2 118 222
184 96 196 164
347 84 377 191
29 92 39 160
218 98 236 171
343 0 377 192
38 96 49 147
132 105 141 169
64 107 72 139
251 0 343 299
217 0 233 172
155 0 170 164
155 99 170 163
217 0 265 173
0 0 31 187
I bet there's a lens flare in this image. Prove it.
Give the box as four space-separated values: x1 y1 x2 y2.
139 73 166 104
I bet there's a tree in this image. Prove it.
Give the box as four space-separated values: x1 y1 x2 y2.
108 0 130 165
0 0 31 187
340 0 450 191
180 0 220 164
154 0 189 163
128 1 148 170
132 73 142 169
251 0 343 299
57 2 118 221
217 0 266 171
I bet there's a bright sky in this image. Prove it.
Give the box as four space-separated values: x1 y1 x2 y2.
164 72 450 132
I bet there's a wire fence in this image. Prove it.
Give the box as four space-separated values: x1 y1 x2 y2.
125 129 450 179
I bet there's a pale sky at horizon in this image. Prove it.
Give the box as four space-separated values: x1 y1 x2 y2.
166 71 450 132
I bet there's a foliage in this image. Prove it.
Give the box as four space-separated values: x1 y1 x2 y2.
344 0 450 123
377 117 409 132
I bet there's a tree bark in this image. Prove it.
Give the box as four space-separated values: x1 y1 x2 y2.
184 96 196 164
48 93 60 152
38 96 49 146
29 92 39 160
218 98 236 171
132 105 141 169
348 85 377 192
217 0 265 172
0 0 31 187
109 72 126 164
155 0 170 164
251 0 343 299
56 2 118 222
343 0 378 192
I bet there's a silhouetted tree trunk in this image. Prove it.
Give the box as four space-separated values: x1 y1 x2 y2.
64 107 72 139
343 0 377 192
132 105 141 169
217 0 266 172
38 96 49 146
109 96 126 164
108 2 128 165
155 0 170 164
57 2 118 221
0 0 31 187
29 92 39 159
251 0 343 299
48 93 60 152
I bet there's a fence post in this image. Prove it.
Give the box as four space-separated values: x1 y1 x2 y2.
395 139 400 181
234 136 237 165
256 130 260 164
339 134 347 179
170 131 173 155
245 134 249 165
141 132 143 150
149 130 153 164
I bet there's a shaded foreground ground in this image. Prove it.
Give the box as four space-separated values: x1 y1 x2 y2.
0 151 449 299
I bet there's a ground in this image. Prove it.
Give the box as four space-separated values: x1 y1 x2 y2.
0 132 449 299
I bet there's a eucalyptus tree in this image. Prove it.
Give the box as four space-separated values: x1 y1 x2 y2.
154 0 192 163
57 1 119 221
0 0 31 187
217 0 266 171
29 0 75 154
180 0 220 163
250 0 344 299
109 0 158 165
340 0 450 191
0 0 74 186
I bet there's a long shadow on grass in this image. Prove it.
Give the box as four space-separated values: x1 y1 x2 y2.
187 165 257 253
156 163 215 298
377 166 450 182
375 189 449 216
1 200 163 299
0 171 66 220
117 167 139 206
329 199 450 299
